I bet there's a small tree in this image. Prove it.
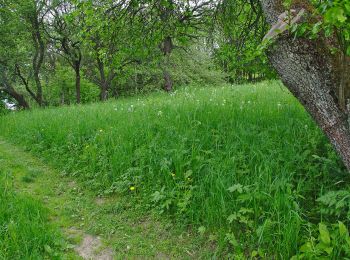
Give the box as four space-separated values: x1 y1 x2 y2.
129 0 215 92
46 0 83 104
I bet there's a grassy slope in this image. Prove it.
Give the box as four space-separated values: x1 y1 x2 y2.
1 81 350 258
0 138 212 259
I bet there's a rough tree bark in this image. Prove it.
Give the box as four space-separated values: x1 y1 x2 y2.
161 36 174 92
260 0 350 171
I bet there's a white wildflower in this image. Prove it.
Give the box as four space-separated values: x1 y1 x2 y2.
128 105 134 112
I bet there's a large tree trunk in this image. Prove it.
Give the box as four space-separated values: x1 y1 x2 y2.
260 0 350 171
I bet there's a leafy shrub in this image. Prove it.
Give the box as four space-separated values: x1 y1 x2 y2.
317 190 350 220
293 222 350 259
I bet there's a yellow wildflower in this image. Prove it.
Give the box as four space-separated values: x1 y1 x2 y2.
129 186 135 191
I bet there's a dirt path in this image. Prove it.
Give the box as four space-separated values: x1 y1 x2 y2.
0 138 208 259
0 138 114 259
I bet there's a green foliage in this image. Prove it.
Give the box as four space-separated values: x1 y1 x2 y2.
293 222 350 259
45 65 100 105
213 0 276 83
317 190 350 220
111 46 226 95
1 0 278 104
290 0 350 55
169 47 227 87
320 0 350 55
1 81 349 257
0 100 8 115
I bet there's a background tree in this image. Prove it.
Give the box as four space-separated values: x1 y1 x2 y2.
46 0 83 104
0 0 48 107
76 1 139 100
214 0 275 82
127 0 216 92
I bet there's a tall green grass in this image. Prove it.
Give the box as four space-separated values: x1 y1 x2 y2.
0 172 63 259
1 81 350 258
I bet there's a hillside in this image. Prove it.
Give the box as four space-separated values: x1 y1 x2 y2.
1 81 350 258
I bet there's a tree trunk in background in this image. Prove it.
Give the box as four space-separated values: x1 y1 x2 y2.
6 90 29 109
100 82 108 101
163 69 172 92
60 90 65 105
2 84 30 109
260 0 350 171
74 63 81 104
161 36 173 92
60 36 82 104
31 11 45 107
97 56 108 101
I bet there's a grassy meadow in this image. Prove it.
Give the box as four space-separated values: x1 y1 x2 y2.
1 81 350 258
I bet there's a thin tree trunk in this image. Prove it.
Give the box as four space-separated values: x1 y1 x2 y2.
60 89 65 105
97 56 108 101
60 36 82 104
161 36 173 92
15 64 41 105
163 69 172 92
33 33 44 106
260 0 350 171
31 13 45 106
74 63 81 104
